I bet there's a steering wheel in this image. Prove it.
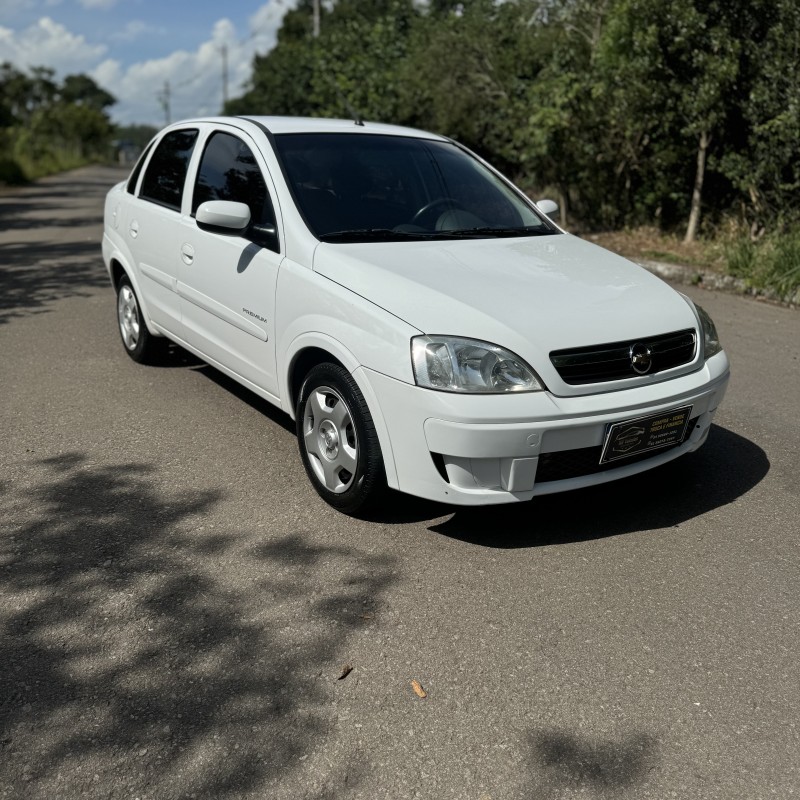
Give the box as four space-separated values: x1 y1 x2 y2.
410 197 461 228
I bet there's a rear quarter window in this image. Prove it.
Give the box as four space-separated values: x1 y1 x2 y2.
126 140 155 195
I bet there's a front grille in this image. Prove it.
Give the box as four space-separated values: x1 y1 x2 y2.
550 329 696 385
536 418 698 483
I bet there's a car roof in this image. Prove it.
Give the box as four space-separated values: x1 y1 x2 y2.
177 115 448 141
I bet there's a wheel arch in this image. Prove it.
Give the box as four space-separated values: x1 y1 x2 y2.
288 347 347 417
283 334 399 490
108 256 161 338
109 258 127 292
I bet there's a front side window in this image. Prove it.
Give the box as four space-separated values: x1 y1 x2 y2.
193 131 276 246
139 129 199 211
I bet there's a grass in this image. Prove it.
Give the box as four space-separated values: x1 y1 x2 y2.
0 133 95 186
585 224 800 302
585 226 721 270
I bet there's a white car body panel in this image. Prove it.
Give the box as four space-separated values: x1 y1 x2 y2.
174 125 284 395
275 257 422 399
313 235 700 397
125 186 185 339
362 356 728 504
102 115 731 509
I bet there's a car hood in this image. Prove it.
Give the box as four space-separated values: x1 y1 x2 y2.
313 233 700 394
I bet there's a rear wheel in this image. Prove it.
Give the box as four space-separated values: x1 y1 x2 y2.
116 275 165 364
296 363 385 514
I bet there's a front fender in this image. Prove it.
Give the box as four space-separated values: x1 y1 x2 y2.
281 331 400 490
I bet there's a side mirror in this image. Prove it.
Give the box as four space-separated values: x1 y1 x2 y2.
537 198 560 223
196 200 251 233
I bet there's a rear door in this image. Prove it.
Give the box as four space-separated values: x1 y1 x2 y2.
128 128 199 338
176 127 282 399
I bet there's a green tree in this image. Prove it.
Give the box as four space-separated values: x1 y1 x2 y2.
227 0 418 121
225 0 798 237
599 0 741 240
114 124 159 150
718 0 800 231
0 64 116 182
61 74 116 111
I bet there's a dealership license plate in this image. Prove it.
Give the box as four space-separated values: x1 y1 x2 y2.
600 406 693 464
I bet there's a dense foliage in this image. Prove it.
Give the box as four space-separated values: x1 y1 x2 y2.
0 63 116 183
227 0 799 246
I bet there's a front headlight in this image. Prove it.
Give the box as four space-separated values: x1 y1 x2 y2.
694 303 722 359
411 335 544 393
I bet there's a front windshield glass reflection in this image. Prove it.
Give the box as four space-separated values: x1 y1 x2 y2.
273 133 557 242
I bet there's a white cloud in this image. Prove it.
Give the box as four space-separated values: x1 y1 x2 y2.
111 20 165 43
1 2 296 125
78 0 117 9
93 4 297 125
248 1 290 54
89 19 235 125
0 17 106 73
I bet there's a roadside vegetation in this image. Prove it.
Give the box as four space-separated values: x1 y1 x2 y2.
0 64 118 182
227 0 800 301
0 63 158 189
1 1 797 300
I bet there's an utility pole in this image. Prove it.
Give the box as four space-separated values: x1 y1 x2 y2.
220 43 229 109
157 80 171 125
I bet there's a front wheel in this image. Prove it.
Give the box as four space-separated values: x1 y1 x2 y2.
116 275 165 364
296 363 385 514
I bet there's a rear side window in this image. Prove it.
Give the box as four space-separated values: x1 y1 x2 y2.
140 129 199 211
193 131 276 238
126 140 155 195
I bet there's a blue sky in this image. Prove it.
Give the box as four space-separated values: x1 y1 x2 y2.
0 0 297 125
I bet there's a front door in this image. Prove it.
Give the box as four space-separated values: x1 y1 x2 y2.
176 128 282 399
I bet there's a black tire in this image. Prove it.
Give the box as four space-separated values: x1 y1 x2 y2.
116 275 166 364
296 363 385 514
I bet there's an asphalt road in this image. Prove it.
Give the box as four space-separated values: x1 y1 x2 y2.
1 166 798 800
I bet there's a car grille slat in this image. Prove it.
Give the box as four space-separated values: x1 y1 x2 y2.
550 329 696 385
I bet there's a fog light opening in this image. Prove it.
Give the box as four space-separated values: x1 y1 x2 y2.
430 452 450 483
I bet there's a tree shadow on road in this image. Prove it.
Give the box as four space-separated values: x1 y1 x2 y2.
0 453 396 798
0 238 109 327
429 425 769 547
0 168 122 326
525 728 660 798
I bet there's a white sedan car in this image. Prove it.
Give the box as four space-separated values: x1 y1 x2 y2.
102 116 729 514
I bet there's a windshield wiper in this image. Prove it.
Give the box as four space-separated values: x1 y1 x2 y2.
319 228 450 243
442 226 559 238
319 226 560 243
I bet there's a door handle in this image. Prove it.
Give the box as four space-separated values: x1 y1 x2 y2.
181 243 195 265
129 220 139 238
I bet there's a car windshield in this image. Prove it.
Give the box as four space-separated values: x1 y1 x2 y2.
272 133 558 242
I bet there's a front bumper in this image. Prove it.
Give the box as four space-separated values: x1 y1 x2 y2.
359 352 730 505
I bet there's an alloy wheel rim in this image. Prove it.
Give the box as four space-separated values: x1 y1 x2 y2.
303 385 358 494
118 285 140 350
